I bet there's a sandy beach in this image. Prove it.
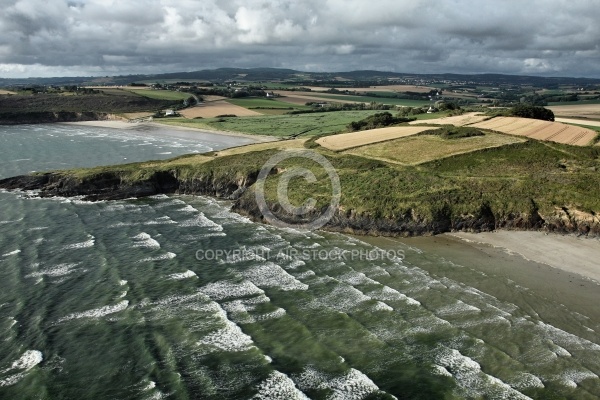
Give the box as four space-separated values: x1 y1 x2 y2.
365 230 600 325
449 231 600 283
63 120 278 144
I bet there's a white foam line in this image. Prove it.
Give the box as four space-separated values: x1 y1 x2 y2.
196 303 255 354
436 300 481 317
372 301 394 312
2 249 21 257
138 252 176 263
239 262 308 291
167 270 197 280
0 217 23 225
25 263 81 278
144 216 177 225
177 205 198 213
132 232 161 249
293 367 382 400
200 280 265 301
252 370 310 400
435 347 532 399
62 235 95 250
338 271 379 285
308 284 371 312
0 350 43 387
179 213 223 231
537 321 600 351
28 227 49 231
57 300 129 323
508 373 545 390
367 286 421 306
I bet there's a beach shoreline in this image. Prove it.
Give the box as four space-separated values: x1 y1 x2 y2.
447 230 600 283
62 120 278 143
361 230 600 326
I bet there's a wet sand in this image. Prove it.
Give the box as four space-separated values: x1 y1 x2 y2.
449 231 600 283
358 232 600 330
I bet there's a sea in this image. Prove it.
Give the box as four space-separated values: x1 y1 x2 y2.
0 124 599 399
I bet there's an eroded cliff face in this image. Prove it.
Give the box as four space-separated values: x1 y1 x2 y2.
1 171 598 237
231 193 597 237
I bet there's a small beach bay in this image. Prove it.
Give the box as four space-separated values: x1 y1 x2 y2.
0 124 599 399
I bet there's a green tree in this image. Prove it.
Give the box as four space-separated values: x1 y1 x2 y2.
510 104 554 121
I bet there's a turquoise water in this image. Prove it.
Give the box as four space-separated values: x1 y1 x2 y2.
0 124 599 399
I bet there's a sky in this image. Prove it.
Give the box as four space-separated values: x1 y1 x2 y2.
1 0 599 79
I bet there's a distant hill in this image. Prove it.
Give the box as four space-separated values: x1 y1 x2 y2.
2 67 600 88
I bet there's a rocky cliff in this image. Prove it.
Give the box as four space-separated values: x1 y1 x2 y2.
2 170 598 237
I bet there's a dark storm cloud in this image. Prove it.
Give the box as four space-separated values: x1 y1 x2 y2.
0 0 599 78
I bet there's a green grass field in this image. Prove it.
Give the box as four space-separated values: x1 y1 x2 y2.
344 131 525 165
309 94 431 107
157 110 383 137
227 98 309 110
62 137 600 231
125 89 191 101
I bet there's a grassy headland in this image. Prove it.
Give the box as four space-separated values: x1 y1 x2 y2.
4 128 599 237
0 89 179 124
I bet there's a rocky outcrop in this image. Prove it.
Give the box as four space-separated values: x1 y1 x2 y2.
1 171 599 237
0 171 178 200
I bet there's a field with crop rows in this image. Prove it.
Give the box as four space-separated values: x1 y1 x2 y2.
316 126 432 151
470 117 597 146
409 112 489 127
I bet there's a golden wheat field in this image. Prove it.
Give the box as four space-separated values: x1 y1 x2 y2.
409 112 489 127
0 90 16 95
548 104 600 119
469 117 596 146
315 126 432 151
178 101 262 118
555 118 600 128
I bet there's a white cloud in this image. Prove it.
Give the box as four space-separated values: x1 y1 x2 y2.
0 0 599 78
